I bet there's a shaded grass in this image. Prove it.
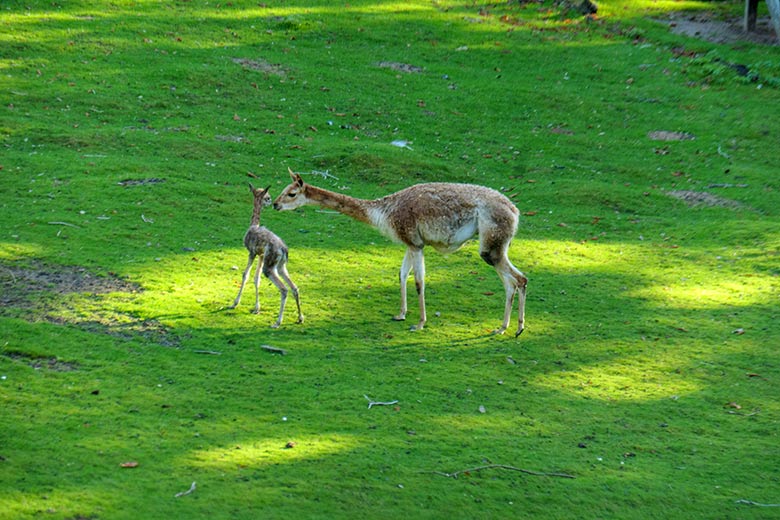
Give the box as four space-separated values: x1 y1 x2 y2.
2 0 780 518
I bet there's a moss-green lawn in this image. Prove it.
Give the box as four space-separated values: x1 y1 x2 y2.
1 0 779 518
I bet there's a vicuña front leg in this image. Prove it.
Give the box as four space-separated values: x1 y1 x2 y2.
230 253 256 309
394 248 414 322
410 248 426 331
252 257 263 314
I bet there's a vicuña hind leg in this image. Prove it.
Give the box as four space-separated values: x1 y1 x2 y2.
480 233 527 336
494 260 527 337
264 267 288 328
278 264 304 324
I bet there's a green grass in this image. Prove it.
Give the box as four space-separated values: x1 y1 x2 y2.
1 0 779 518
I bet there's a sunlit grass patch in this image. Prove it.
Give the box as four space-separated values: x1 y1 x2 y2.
187 434 360 470
0 241 43 261
531 346 704 402
632 276 777 309
0 489 117 520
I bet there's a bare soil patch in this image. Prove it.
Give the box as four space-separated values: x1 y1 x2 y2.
1 351 79 372
666 190 745 209
0 261 139 307
0 261 179 347
661 12 778 46
232 57 287 77
376 61 424 73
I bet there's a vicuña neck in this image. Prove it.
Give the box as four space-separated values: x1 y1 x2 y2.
306 185 372 224
251 202 263 227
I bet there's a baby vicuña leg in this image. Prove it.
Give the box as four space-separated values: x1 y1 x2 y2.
230 252 256 309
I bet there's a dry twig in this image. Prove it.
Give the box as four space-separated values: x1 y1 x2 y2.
736 499 780 507
309 169 338 180
431 464 575 479
364 395 399 409
175 481 196 498
193 350 222 355
260 344 287 355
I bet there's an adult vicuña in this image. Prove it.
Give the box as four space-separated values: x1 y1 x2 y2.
230 183 303 328
273 169 527 336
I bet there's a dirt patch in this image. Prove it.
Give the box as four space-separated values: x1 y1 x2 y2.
0 261 139 308
660 13 778 46
666 190 745 209
232 58 287 77
1 351 79 372
0 261 179 347
376 62 424 73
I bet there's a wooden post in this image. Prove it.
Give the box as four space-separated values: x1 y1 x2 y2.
744 0 759 32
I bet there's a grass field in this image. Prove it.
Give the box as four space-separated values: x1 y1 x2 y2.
1 0 779 518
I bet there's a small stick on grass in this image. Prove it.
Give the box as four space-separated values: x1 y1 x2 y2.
174 481 196 498
193 350 222 355
47 221 80 228
736 499 780 507
364 395 399 409
431 464 575 479
260 344 287 355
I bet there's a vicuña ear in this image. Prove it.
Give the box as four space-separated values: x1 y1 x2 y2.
248 182 256 192
288 167 304 187
264 185 272 193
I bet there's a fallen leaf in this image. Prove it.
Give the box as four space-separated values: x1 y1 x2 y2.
724 402 742 409
120 461 139 468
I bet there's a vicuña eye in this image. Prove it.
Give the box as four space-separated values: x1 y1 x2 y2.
289 192 297 198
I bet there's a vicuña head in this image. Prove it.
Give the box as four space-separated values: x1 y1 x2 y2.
273 167 527 337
